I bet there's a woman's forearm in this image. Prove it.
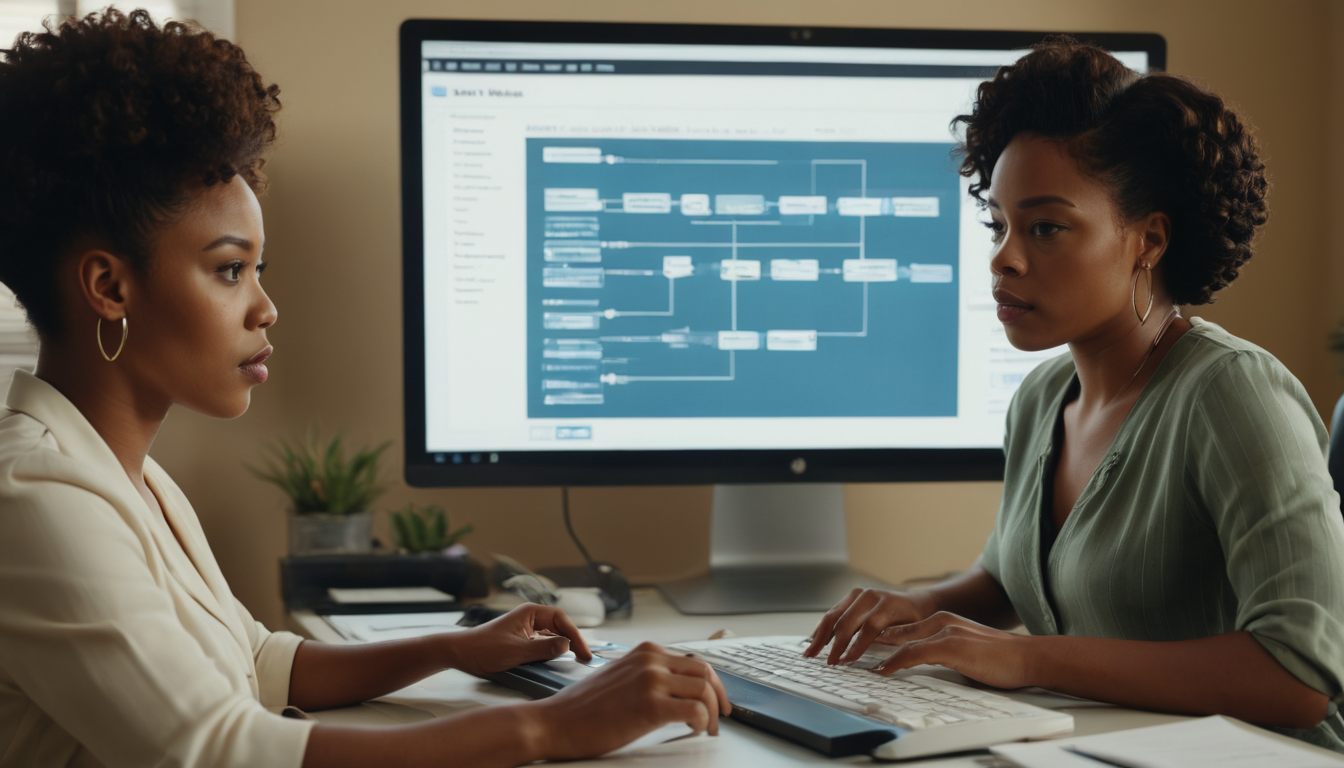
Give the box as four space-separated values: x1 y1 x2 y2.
299 642 734 768
301 701 547 768
1030 631 1329 730
919 561 1021 630
288 604 590 712
288 636 454 711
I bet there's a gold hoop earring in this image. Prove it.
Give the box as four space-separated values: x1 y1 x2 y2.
1132 264 1153 324
97 317 127 362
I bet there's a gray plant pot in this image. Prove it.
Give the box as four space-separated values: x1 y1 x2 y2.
288 511 373 557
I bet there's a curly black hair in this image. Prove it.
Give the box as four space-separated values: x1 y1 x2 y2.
954 38 1268 306
0 8 281 338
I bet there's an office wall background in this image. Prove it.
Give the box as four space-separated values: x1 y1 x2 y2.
145 0 1344 629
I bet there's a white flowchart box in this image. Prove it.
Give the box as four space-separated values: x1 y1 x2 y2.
544 188 603 212
843 259 898 282
542 379 600 391
909 263 954 282
715 194 767 215
892 197 940 217
680 194 711 216
777 196 828 215
663 255 694 279
543 242 601 262
770 259 820 281
717 331 761 350
543 339 603 359
543 312 600 330
837 197 885 216
543 217 600 239
720 260 761 281
543 147 603 163
767 330 818 351
543 393 604 405
543 267 605 289
623 192 672 214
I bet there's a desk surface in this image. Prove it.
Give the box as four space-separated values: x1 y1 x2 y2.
286 588 1303 766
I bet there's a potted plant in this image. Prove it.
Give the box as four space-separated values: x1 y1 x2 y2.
249 428 390 557
390 503 474 555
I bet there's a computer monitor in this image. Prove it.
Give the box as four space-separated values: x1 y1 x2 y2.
399 20 1166 613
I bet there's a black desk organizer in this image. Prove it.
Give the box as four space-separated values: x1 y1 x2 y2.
281 554 489 615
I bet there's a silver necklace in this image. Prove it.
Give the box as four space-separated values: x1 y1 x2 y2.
1118 305 1180 400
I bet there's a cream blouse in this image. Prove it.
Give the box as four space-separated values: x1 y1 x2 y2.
0 371 313 767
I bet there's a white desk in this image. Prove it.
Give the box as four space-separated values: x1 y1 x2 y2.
286 588 1292 766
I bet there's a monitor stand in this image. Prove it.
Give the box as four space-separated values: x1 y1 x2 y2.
658 484 893 615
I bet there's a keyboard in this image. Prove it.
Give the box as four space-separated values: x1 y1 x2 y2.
671 635 1074 760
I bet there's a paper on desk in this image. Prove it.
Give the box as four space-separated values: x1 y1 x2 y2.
993 716 1344 768
991 742 1102 768
324 612 466 642
1004 687 1112 710
607 723 698 756
327 586 454 604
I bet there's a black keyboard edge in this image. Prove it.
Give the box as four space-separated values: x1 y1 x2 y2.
718 670 902 757
487 660 903 758
487 663 568 699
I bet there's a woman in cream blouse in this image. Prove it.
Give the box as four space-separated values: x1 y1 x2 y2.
807 39 1344 751
0 10 727 767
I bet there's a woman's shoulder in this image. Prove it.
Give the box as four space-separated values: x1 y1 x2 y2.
1163 317 1325 442
0 404 55 452
0 373 134 503
1178 316 1272 360
1169 317 1306 398
0 408 129 531
0 404 64 480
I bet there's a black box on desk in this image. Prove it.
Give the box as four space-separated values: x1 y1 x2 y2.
280 554 489 615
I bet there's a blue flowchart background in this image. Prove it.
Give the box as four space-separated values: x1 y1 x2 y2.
526 138 960 418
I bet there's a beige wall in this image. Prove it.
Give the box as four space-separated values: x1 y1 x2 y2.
147 0 1344 629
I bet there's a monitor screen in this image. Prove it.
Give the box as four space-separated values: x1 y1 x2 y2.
400 22 1166 486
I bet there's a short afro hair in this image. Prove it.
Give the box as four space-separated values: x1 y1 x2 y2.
954 37 1268 306
0 8 281 337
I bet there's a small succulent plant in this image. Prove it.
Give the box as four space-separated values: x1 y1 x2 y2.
390 503 473 554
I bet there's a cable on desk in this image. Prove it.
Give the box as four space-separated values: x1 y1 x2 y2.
561 486 598 572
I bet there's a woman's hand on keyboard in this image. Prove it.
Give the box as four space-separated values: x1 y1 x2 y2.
447 603 593 678
527 641 732 760
869 612 1032 690
804 587 938 665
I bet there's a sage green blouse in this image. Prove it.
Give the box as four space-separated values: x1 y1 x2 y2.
981 318 1344 751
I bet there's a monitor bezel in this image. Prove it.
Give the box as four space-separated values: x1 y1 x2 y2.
399 19 1166 488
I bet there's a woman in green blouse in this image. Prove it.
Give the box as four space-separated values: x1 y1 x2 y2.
806 39 1344 750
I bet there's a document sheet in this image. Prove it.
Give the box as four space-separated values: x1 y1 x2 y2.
992 716 1344 768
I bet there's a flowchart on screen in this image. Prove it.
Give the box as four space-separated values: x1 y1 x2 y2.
524 138 962 420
